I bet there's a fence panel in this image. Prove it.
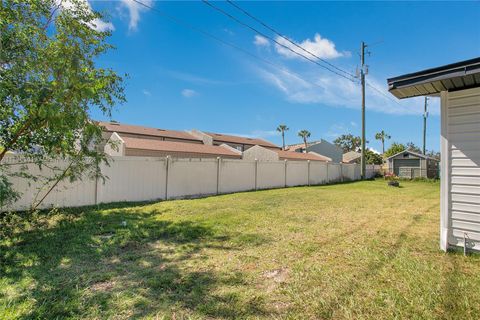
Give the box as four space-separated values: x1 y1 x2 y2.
341 164 356 181
219 159 256 193
286 161 309 186
327 163 342 183
310 162 328 185
3 155 367 211
98 157 166 204
257 161 285 189
2 156 96 211
168 158 217 198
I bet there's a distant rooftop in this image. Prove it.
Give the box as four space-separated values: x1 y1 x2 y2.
204 131 279 149
121 137 241 158
99 121 201 141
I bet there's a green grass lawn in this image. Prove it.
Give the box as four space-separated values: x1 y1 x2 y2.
1 179 480 319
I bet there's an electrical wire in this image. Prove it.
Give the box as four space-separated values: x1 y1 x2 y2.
201 0 356 83
225 0 356 79
130 0 354 97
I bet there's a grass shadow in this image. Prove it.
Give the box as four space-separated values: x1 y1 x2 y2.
0 205 271 319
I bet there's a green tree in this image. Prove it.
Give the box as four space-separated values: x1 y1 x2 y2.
333 134 366 153
365 149 383 165
384 142 407 158
406 142 422 154
297 130 311 152
0 0 125 209
375 130 391 154
276 124 289 150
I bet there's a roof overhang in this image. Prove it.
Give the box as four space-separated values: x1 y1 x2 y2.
387 57 480 99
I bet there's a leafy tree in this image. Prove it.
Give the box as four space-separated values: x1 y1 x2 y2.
426 150 441 160
0 0 125 210
383 142 406 158
297 130 311 152
375 130 391 154
333 134 367 153
365 149 383 165
406 142 422 154
276 124 289 150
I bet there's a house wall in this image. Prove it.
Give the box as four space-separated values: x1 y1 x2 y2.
306 140 343 163
441 87 480 251
2 155 381 212
242 145 279 161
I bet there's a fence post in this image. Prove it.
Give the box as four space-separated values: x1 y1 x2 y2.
216 157 221 195
307 160 311 186
284 159 288 187
340 163 344 182
326 162 329 184
165 156 170 200
254 159 258 190
94 169 99 205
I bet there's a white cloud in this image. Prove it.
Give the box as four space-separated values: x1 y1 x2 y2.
181 89 197 98
119 0 153 31
60 0 114 32
255 64 440 116
254 35 270 47
275 33 347 60
142 89 151 96
369 147 381 154
350 121 357 127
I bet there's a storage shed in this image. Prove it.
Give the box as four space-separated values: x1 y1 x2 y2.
387 149 439 178
388 57 480 252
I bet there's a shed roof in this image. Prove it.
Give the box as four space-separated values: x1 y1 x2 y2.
204 132 279 149
99 121 201 142
386 149 440 161
342 151 361 163
285 139 335 151
121 136 242 157
276 150 330 162
387 57 480 99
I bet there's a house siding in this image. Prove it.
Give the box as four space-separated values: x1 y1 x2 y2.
444 87 480 250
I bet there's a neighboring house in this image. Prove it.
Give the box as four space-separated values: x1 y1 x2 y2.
387 57 480 252
387 149 439 178
243 145 331 162
286 139 343 163
190 130 280 152
100 122 242 159
343 151 362 164
105 132 241 159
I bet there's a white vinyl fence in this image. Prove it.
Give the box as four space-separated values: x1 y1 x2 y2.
1 156 381 211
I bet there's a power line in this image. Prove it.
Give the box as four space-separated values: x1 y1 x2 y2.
365 81 401 105
201 0 356 83
225 0 356 79
130 0 350 100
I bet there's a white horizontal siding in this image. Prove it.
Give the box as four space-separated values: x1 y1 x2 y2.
447 87 480 248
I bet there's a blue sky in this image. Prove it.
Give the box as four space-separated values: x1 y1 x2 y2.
87 0 480 153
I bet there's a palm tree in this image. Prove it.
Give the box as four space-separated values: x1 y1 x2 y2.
298 130 311 152
276 124 289 150
375 130 391 154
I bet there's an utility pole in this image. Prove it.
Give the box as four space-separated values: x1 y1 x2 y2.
360 41 367 179
423 97 429 154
